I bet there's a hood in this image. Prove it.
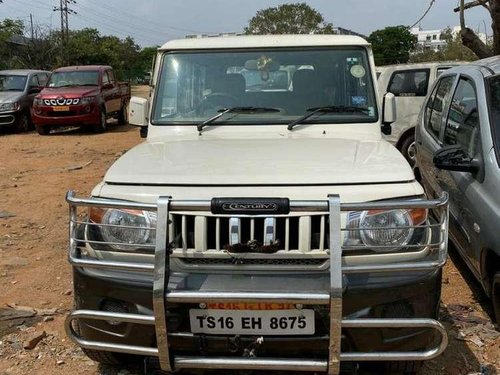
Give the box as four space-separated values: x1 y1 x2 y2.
39 86 99 98
104 137 414 185
0 91 23 104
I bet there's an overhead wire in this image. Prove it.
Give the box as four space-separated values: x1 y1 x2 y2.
8 0 166 45
73 2 176 39
81 0 216 34
409 0 436 29
73 12 163 45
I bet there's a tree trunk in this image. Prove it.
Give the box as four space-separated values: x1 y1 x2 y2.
461 27 494 57
491 0 500 54
459 0 493 58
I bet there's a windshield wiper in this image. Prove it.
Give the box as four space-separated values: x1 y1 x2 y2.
287 106 370 130
197 107 280 132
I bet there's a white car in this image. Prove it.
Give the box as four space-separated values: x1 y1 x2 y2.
65 35 449 374
377 62 466 165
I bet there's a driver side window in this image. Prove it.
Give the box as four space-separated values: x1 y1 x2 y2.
424 75 455 140
102 71 110 85
443 77 479 157
29 75 39 88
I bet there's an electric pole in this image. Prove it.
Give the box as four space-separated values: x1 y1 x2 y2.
30 14 34 41
53 0 77 63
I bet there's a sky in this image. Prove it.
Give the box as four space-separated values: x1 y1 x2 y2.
0 0 492 47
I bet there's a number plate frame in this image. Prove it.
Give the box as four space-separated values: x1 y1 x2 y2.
189 309 315 335
52 106 70 111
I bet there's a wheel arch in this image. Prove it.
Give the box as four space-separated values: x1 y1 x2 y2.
395 126 416 151
481 248 500 297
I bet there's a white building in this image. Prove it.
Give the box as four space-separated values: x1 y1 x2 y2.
411 27 446 52
410 26 487 52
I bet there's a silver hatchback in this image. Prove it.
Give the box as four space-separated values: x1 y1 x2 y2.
415 56 500 322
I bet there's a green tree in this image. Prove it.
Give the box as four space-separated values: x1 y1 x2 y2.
368 26 417 65
138 46 158 72
244 3 334 35
0 18 25 69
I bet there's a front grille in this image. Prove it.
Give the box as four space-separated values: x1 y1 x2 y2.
44 98 80 106
170 214 329 253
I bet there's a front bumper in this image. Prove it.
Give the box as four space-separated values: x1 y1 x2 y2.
32 105 100 127
72 266 443 357
65 192 449 374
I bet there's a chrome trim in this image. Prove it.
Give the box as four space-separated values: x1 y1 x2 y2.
65 310 157 356
66 192 448 213
0 114 16 125
166 291 330 305
66 191 450 373
327 195 342 374
152 197 172 371
174 356 328 371
66 311 448 367
263 217 276 245
340 318 449 361
229 217 241 245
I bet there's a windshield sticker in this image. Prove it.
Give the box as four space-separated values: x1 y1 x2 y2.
350 65 366 78
351 96 367 106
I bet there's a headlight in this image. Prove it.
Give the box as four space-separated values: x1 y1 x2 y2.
0 102 20 112
81 96 97 105
33 98 43 106
344 208 427 252
89 208 157 251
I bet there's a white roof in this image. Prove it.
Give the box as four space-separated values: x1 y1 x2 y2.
159 34 370 51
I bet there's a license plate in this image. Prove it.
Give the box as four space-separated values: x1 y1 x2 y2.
189 309 315 335
52 106 70 111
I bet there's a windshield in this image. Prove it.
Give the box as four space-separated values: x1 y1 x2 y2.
152 47 378 125
0 75 27 92
47 71 99 87
488 74 500 165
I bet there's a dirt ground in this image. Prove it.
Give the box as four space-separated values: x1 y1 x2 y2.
0 86 498 375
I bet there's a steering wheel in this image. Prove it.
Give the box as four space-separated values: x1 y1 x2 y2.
198 92 239 114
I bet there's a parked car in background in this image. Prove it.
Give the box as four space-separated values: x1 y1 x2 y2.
415 56 500 322
32 65 131 135
0 69 50 132
377 62 466 165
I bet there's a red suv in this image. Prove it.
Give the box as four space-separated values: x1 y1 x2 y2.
32 65 130 135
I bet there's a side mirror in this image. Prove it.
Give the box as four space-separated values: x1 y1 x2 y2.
129 96 149 127
29 86 42 94
102 83 113 90
433 145 480 173
382 92 396 135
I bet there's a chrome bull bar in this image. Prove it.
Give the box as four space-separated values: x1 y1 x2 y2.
66 191 449 374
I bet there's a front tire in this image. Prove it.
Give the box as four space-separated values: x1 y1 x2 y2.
492 272 500 323
117 101 128 125
92 108 107 133
36 125 51 135
15 112 30 133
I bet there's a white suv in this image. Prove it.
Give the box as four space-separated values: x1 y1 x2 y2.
65 35 449 374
